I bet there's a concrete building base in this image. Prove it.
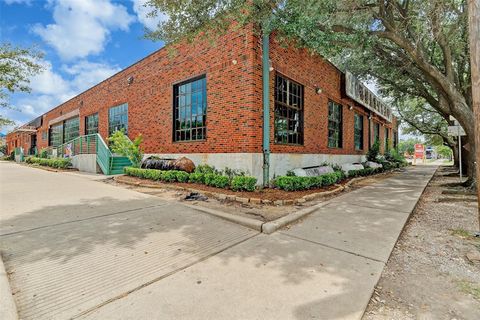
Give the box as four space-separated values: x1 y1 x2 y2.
145 152 366 184
71 154 99 174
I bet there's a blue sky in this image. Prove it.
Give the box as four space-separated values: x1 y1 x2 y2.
1 0 165 133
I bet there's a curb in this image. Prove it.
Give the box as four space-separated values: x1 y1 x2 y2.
0 254 18 320
183 204 264 231
261 200 333 234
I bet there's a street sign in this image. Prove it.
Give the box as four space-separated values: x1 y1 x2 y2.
414 144 425 159
448 125 466 136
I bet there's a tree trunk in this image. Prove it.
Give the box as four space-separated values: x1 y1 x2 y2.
468 0 480 230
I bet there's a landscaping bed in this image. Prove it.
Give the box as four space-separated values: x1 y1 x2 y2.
115 174 346 202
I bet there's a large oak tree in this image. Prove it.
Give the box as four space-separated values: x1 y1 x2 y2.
145 0 477 185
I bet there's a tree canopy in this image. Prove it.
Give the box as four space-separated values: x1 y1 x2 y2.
0 43 44 127
144 0 475 178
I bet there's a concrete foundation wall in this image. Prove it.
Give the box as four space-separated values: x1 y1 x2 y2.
145 153 366 184
71 154 99 173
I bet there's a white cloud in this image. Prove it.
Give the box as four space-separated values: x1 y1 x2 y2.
33 0 135 60
5 58 120 127
131 0 167 30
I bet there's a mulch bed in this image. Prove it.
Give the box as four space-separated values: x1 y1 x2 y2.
117 174 347 201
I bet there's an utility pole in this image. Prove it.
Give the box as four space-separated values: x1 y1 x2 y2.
468 0 480 233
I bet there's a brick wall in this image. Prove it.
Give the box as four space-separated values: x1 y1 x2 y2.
7 24 396 159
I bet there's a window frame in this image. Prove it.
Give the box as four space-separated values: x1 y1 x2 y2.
384 127 389 150
173 75 207 142
63 117 80 143
85 113 99 135
274 73 304 145
49 122 64 147
327 100 343 149
354 113 364 151
108 103 128 136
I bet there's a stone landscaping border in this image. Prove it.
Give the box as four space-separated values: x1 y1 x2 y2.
113 175 365 206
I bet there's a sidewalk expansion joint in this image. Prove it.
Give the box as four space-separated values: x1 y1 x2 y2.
0 203 168 237
279 232 386 264
72 232 260 319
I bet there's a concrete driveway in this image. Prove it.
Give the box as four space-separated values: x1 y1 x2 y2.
0 161 437 320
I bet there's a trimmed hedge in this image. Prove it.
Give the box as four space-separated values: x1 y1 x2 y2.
124 167 257 191
231 176 257 192
25 156 71 169
273 171 344 191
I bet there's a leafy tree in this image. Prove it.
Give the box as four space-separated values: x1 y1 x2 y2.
143 0 477 185
435 145 453 159
108 130 144 168
398 138 422 155
0 43 44 124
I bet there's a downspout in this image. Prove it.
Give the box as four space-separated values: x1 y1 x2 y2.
262 31 270 187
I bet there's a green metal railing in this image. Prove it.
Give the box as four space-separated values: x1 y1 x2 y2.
56 134 99 157
95 134 113 175
54 133 134 175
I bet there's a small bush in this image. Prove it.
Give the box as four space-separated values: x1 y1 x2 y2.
231 176 257 191
162 170 178 182
205 173 229 188
39 148 49 159
189 172 205 184
367 140 380 162
175 171 189 182
108 130 143 168
322 172 338 186
274 175 322 191
195 164 218 175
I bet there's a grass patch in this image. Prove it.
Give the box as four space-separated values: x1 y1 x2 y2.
456 280 480 300
451 229 473 238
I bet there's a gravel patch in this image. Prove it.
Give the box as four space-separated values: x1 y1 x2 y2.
363 166 480 320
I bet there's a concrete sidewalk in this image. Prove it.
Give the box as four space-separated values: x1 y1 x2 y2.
83 165 437 320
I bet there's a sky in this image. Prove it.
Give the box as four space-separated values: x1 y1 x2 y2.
0 0 165 134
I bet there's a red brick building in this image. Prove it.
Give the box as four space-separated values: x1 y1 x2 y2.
7 25 398 183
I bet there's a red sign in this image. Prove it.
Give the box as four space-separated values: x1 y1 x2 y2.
414 144 425 159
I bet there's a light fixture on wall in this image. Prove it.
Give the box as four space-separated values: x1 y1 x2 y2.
368 115 372 120
127 76 134 85
269 59 274 72
348 105 353 110
315 86 322 94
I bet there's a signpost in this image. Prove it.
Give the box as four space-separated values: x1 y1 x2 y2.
448 119 467 181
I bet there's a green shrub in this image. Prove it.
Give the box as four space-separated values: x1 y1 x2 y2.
322 172 338 186
195 164 218 175
25 156 71 169
204 173 229 188
367 140 380 162
175 171 189 182
231 176 257 191
39 148 49 159
162 170 178 182
189 172 205 184
222 167 246 182
108 130 144 168
274 176 319 191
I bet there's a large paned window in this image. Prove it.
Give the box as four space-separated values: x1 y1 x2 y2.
173 76 207 142
85 113 99 135
109 103 128 135
274 74 304 145
354 113 364 150
63 117 79 142
49 123 63 147
373 122 380 144
328 100 343 148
